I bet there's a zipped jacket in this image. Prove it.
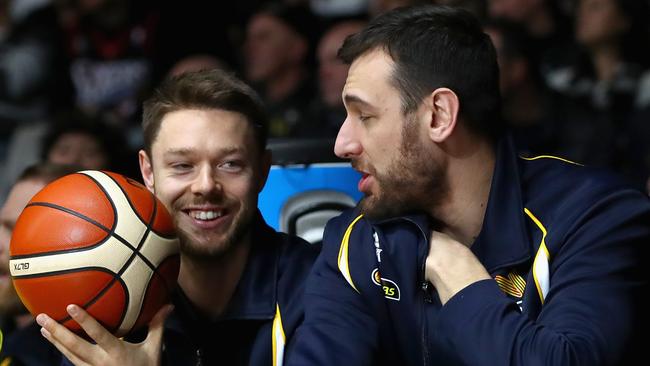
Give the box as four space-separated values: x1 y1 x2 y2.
160 213 319 366
288 137 650 366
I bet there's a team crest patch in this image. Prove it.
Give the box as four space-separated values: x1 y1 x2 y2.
371 268 400 301
495 272 526 310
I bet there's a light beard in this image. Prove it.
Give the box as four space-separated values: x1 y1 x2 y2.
358 114 447 220
174 199 257 262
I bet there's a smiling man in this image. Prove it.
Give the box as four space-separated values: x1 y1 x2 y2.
288 5 650 366
36 69 319 366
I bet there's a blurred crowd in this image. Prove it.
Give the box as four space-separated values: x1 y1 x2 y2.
1 0 650 201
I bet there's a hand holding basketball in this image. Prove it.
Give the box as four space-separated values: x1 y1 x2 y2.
9 170 180 337
36 303 172 366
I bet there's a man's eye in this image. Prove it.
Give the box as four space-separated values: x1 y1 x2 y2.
359 114 372 122
171 163 192 170
220 161 243 171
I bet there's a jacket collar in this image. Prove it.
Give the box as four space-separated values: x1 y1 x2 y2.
166 212 278 334
365 137 531 272
219 212 278 320
471 136 531 272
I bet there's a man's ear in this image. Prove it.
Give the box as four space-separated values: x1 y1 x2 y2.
138 150 155 193
257 149 272 193
426 88 459 143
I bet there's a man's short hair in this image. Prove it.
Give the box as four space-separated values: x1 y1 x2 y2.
142 69 269 156
17 163 81 185
338 5 503 141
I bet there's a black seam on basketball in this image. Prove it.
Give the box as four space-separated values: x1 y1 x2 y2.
124 255 177 335
10 266 110 279
57 269 130 333
78 172 118 233
148 190 176 240
78 172 158 267
85 171 170 270
102 172 176 240
24 202 156 268
59 255 135 333
132 193 158 272
150 254 179 301
102 172 148 226
98 172 172 274
12 203 118 259
96 173 178 311
33 266 123 328
14 203 140 260
146 199 178 296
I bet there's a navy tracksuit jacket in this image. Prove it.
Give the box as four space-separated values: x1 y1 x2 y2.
57 213 318 366
288 138 650 366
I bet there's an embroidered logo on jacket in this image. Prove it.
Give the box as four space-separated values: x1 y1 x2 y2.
373 231 382 263
371 268 400 301
495 272 526 310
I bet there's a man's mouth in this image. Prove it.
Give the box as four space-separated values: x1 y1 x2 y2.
358 173 373 193
188 210 224 221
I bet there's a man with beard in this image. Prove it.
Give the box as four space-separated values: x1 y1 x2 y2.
35 69 318 365
1 163 80 365
287 5 650 366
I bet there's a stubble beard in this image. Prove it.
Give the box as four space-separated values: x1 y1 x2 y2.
173 195 257 262
358 115 446 220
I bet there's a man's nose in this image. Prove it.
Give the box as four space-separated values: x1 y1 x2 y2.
334 116 362 159
190 165 222 196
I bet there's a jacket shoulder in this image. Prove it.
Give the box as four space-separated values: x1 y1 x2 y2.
520 156 649 215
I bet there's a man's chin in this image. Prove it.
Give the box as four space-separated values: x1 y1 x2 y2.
359 196 392 221
179 233 233 259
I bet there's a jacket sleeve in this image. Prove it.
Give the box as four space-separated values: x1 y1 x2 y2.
436 190 650 366
286 214 378 366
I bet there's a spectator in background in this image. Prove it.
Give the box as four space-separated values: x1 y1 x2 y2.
368 0 426 17
166 54 226 78
244 2 321 138
545 0 650 190
487 0 575 76
0 0 72 158
150 0 254 85
309 0 368 19
0 109 136 204
432 0 486 20
56 0 157 132
296 20 366 138
484 20 560 156
41 110 138 178
0 163 80 366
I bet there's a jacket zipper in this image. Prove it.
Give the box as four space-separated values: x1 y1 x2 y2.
373 217 432 365
398 217 432 365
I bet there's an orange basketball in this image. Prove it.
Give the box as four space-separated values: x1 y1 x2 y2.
9 170 180 337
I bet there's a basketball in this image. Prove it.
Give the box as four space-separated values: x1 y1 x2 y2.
8 170 180 338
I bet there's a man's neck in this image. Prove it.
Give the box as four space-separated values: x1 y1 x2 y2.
177 236 252 319
431 135 496 247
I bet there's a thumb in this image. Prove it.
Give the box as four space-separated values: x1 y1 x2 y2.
143 304 174 356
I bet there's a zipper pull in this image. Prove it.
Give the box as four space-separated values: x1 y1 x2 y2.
421 282 433 303
196 348 203 366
